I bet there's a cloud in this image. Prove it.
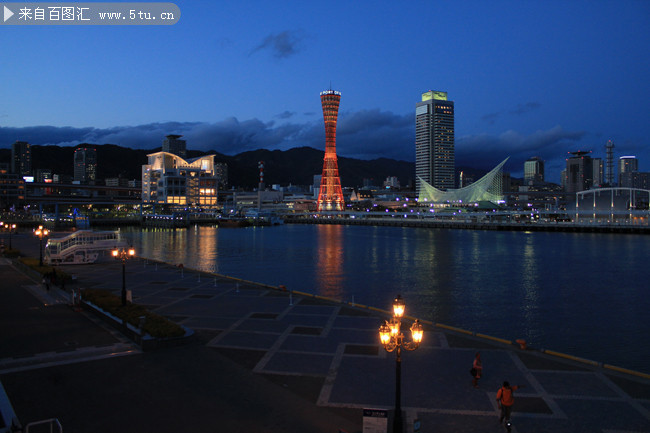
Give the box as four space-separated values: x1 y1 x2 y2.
0 109 416 161
457 125 586 177
0 117 593 183
481 101 542 124
509 102 541 115
335 109 413 160
481 112 500 125
249 30 304 59
275 111 295 119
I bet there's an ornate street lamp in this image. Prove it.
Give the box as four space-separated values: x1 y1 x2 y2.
34 225 49 266
112 247 135 306
378 294 423 433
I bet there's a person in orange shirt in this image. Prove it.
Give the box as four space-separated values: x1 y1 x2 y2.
472 352 482 388
496 381 525 424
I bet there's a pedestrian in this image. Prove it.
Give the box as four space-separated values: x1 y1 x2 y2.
471 352 482 388
43 275 50 292
496 381 524 424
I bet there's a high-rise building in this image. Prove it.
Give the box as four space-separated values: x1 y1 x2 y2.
524 156 544 184
73 147 97 184
605 140 615 185
415 90 455 194
162 134 187 159
214 162 228 189
619 156 638 186
11 141 31 176
565 151 594 193
316 90 344 211
592 158 603 187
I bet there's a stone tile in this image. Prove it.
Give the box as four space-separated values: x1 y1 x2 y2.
214 330 280 350
326 328 379 345
279 335 340 354
263 352 333 376
332 315 383 330
235 319 289 334
534 371 619 397
289 305 338 316
281 314 330 327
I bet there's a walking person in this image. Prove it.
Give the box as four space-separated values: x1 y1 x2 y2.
496 381 524 425
471 352 482 388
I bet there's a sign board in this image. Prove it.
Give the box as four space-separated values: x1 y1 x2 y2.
422 90 447 102
363 408 388 433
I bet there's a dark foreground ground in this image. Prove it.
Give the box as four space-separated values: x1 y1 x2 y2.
1 233 650 433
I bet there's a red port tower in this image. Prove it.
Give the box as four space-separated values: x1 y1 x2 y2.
317 89 345 211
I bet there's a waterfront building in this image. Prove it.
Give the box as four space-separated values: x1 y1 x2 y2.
214 162 228 189
0 165 25 208
592 158 604 187
141 152 218 209
316 90 345 211
524 157 544 184
11 141 31 176
605 140 616 185
619 156 638 186
383 176 400 189
35 169 53 183
415 90 455 195
565 151 594 193
418 158 508 204
73 147 97 184
620 172 650 190
458 171 474 188
162 134 187 159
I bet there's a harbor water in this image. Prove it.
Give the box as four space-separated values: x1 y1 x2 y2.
121 224 650 374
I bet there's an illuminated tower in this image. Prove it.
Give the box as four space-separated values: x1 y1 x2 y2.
317 89 345 211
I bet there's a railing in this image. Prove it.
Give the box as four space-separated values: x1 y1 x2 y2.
24 418 62 432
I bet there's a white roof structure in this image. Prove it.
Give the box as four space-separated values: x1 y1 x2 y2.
418 158 509 204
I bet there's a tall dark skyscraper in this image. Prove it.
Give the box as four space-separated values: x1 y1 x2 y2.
74 147 97 184
415 90 455 194
11 141 31 176
162 134 187 159
565 151 593 192
524 156 545 184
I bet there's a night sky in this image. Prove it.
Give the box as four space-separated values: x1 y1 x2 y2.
1 0 649 182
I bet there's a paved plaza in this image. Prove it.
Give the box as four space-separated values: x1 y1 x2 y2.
1 234 650 432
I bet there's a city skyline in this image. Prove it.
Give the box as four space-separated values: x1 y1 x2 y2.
1 1 649 182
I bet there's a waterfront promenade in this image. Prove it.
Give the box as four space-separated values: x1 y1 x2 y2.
1 235 650 432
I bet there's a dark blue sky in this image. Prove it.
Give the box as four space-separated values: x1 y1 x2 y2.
1 0 649 181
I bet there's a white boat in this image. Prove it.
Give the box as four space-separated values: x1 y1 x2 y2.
45 230 127 265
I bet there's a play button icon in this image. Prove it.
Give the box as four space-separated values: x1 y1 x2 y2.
4 5 14 22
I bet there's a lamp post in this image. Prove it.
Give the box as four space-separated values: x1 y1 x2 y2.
34 225 49 266
379 295 423 433
112 247 135 306
7 223 16 250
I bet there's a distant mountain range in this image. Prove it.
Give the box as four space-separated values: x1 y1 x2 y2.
0 144 496 189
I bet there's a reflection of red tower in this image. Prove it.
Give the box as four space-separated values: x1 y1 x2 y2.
317 90 345 211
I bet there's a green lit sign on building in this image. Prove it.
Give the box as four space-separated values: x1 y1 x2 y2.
421 90 448 101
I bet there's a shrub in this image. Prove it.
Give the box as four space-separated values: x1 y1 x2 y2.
18 257 73 282
82 288 185 339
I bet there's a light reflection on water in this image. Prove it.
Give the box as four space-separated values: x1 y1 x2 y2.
122 224 650 373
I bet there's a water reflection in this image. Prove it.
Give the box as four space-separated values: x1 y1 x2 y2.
121 224 650 373
315 224 344 299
